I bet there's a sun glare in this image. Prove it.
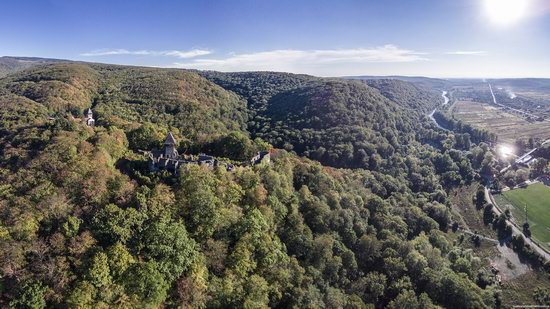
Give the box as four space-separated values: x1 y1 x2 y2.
484 0 530 25
498 144 516 158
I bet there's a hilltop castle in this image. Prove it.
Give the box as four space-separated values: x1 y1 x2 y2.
149 132 270 175
149 132 228 174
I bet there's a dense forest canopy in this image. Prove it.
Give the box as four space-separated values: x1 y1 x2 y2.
0 63 527 308
362 79 441 113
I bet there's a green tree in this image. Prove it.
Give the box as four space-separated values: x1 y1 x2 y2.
92 203 144 245
141 220 198 282
214 131 256 161
387 290 419 309
9 281 47 309
127 123 167 150
177 165 223 239
66 281 96 308
243 275 270 309
62 215 82 237
86 251 112 288
107 242 135 279
122 261 169 307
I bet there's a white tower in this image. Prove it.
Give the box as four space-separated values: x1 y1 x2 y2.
85 108 95 127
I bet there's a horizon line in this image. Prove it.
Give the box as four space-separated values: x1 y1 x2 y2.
2 54 550 80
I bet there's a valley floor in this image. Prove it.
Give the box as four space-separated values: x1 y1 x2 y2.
450 100 550 144
449 184 550 307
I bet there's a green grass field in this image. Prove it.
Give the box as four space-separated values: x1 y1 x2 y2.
499 183 550 249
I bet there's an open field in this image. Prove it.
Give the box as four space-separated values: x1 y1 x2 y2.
501 270 550 307
516 91 550 102
451 100 550 143
495 183 550 250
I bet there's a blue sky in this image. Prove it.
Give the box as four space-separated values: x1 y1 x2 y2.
1 0 549 77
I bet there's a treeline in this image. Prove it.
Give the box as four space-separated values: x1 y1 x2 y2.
511 235 550 267
432 111 497 144
536 143 550 160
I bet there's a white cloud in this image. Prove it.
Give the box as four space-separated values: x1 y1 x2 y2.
445 51 488 56
174 45 428 72
162 50 212 58
81 48 211 58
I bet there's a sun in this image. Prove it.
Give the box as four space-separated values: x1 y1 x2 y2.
484 0 530 25
497 144 516 158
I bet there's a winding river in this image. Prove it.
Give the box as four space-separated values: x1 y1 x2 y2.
428 90 450 130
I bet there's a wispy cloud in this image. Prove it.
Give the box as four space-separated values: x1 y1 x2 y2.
174 45 428 72
80 48 211 58
445 51 488 56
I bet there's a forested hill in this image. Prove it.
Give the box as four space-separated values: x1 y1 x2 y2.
197 71 318 112
1 63 500 308
363 79 442 113
260 80 410 168
201 71 452 172
0 63 248 144
345 75 451 90
0 56 68 78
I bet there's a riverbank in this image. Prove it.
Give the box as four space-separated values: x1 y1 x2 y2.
428 90 450 129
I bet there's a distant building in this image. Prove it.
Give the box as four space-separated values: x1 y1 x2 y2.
251 151 271 165
198 153 215 166
85 108 95 127
516 154 537 166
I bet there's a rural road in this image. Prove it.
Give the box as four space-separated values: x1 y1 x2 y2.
430 86 550 260
488 83 541 120
484 186 550 261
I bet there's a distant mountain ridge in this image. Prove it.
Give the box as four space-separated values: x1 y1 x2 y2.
0 56 70 77
344 75 451 90
488 78 550 91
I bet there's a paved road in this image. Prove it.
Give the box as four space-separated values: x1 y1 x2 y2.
484 186 550 261
488 84 541 120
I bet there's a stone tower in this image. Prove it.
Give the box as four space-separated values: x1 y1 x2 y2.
164 132 178 159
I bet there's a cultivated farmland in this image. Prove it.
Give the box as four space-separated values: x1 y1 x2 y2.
451 100 550 143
